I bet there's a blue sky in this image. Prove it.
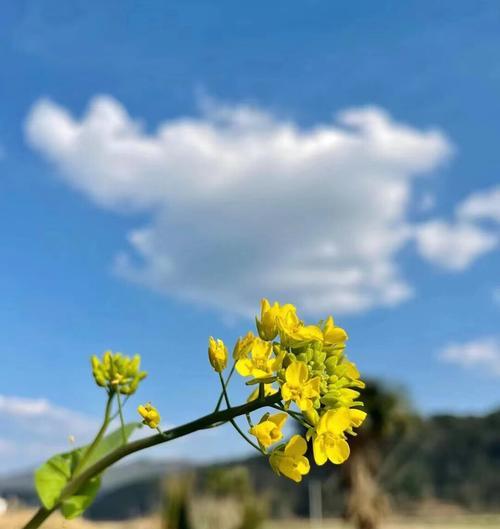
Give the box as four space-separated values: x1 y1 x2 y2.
1 1 500 473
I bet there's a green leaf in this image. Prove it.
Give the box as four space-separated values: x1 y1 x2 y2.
34 451 79 509
60 476 101 519
34 422 141 516
80 422 141 471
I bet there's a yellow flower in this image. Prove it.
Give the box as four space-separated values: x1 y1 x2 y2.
269 435 310 482
249 412 288 449
137 402 161 429
91 351 147 395
256 299 281 341
236 338 283 379
247 383 278 402
233 331 256 360
323 316 348 351
208 337 228 372
281 361 320 411
312 407 353 466
278 306 323 347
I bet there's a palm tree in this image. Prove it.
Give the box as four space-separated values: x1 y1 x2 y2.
342 380 416 529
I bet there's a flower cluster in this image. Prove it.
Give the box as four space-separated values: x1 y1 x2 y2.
91 350 147 395
209 299 366 482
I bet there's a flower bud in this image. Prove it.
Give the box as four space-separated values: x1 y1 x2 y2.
256 299 280 341
138 402 161 429
208 336 228 372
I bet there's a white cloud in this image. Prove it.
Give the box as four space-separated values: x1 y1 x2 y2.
0 395 97 472
458 185 500 223
26 96 455 316
439 337 500 376
413 220 497 270
0 394 97 436
413 183 500 271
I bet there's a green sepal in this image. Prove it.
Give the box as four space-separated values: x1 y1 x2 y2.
245 376 277 385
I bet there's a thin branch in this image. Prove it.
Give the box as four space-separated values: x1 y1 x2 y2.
115 390 127 444
73 393 114 475
218 372 263 453
213 363 236 412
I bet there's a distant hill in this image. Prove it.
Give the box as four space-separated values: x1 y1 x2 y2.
385 409 500 510
2 409 500 519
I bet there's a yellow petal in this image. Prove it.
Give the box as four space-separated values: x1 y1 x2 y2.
303 408 320 427
303 377 320 398
252 338 273 360
279 462 303 483
249 422 276 448
313 436 328 466
286 361 308 386
344 362 360 380
326 437 350 464
301 325 323 342
236 358 254 377
297 396 314 412
296 455 310 476
349 408 367 428
269 412 288 430
325 408 352 435
284 434 307 457
281 383 293 402
261 298 271 316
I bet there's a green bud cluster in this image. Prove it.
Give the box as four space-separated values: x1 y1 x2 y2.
91 350 147 395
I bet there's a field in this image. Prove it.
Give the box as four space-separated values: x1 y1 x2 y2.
3 511 500 529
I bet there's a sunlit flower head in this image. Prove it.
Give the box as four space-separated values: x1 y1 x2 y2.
235 337 283 379
281 361 320 411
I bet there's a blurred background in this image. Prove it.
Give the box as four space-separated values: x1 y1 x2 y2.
1 1 500 528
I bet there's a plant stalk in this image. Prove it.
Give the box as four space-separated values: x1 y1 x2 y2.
22 391 281 529
73 393 114 475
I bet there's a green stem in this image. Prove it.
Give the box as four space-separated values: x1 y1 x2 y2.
22 507 54 529
214 363 236 411
22 392 281 529
218 372 263 454
116 389 127 444
73 393 114 476
109 395 129 422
